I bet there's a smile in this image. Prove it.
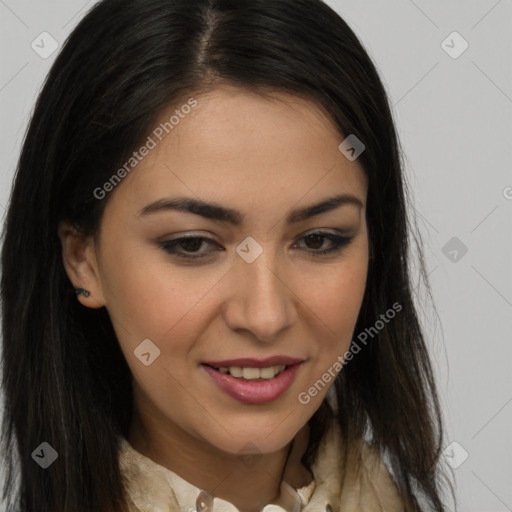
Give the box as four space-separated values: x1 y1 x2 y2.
200 362 303 404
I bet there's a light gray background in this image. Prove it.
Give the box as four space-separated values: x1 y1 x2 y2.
0 1 511 511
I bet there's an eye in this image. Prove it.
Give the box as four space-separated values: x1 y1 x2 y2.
158 230 354 261
293 230 353 257
158 235 221 260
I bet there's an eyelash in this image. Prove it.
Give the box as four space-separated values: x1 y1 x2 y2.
158 231 353 261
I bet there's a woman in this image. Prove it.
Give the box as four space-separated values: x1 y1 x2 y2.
0 0 454 511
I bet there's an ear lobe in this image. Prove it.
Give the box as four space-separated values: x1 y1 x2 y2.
57 221 106 308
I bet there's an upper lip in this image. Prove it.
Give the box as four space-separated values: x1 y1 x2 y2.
202 356 303 368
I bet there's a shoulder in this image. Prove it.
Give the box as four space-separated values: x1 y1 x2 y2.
342 436 406 511
315 419 406 512
118 436 181 512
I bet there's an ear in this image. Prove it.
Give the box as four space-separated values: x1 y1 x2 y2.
57 220 106 309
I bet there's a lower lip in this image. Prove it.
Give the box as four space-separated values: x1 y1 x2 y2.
200 363 302 404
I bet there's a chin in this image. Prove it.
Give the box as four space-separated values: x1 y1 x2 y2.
201 416 303 455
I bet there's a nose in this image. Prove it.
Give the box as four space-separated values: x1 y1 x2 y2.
222 247 298 342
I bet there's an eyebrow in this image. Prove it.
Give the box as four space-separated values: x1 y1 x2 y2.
138 193 363 225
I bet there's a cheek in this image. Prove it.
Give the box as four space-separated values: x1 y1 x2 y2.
301 257 368 333
99 240 227 374
298 256 368 376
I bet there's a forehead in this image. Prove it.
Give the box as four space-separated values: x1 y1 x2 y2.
104 85 368 219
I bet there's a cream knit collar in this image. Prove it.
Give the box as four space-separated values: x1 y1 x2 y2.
118 418 404 512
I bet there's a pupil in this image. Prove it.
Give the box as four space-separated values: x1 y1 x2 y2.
306 234 323 249
181 239 202 251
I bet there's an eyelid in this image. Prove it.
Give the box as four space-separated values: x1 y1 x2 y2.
301 227 352 237
161 228 351 241
158 231 220 244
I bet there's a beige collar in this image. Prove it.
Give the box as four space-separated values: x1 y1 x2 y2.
118 417 404 512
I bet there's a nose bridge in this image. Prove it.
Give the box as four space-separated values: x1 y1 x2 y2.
228 244 295 341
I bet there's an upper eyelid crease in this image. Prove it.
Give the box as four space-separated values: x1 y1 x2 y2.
138 194 363 226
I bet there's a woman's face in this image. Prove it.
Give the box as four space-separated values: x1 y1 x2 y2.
76 85 369 456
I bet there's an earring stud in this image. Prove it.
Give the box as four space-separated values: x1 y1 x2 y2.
75 288 91 297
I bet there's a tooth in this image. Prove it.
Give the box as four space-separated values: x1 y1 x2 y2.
224 365 288 379
259 367 275 379
229 367 243 378
242 367 260 379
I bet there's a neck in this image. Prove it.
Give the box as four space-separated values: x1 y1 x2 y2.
128 407 300 512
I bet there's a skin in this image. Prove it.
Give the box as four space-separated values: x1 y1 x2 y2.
59 85 369 512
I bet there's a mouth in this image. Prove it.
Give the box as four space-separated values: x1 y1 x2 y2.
200 359 304 404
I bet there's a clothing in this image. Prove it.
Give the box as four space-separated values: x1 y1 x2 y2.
118 417 405 512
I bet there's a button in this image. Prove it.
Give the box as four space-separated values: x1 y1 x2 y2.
196 490 214 511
